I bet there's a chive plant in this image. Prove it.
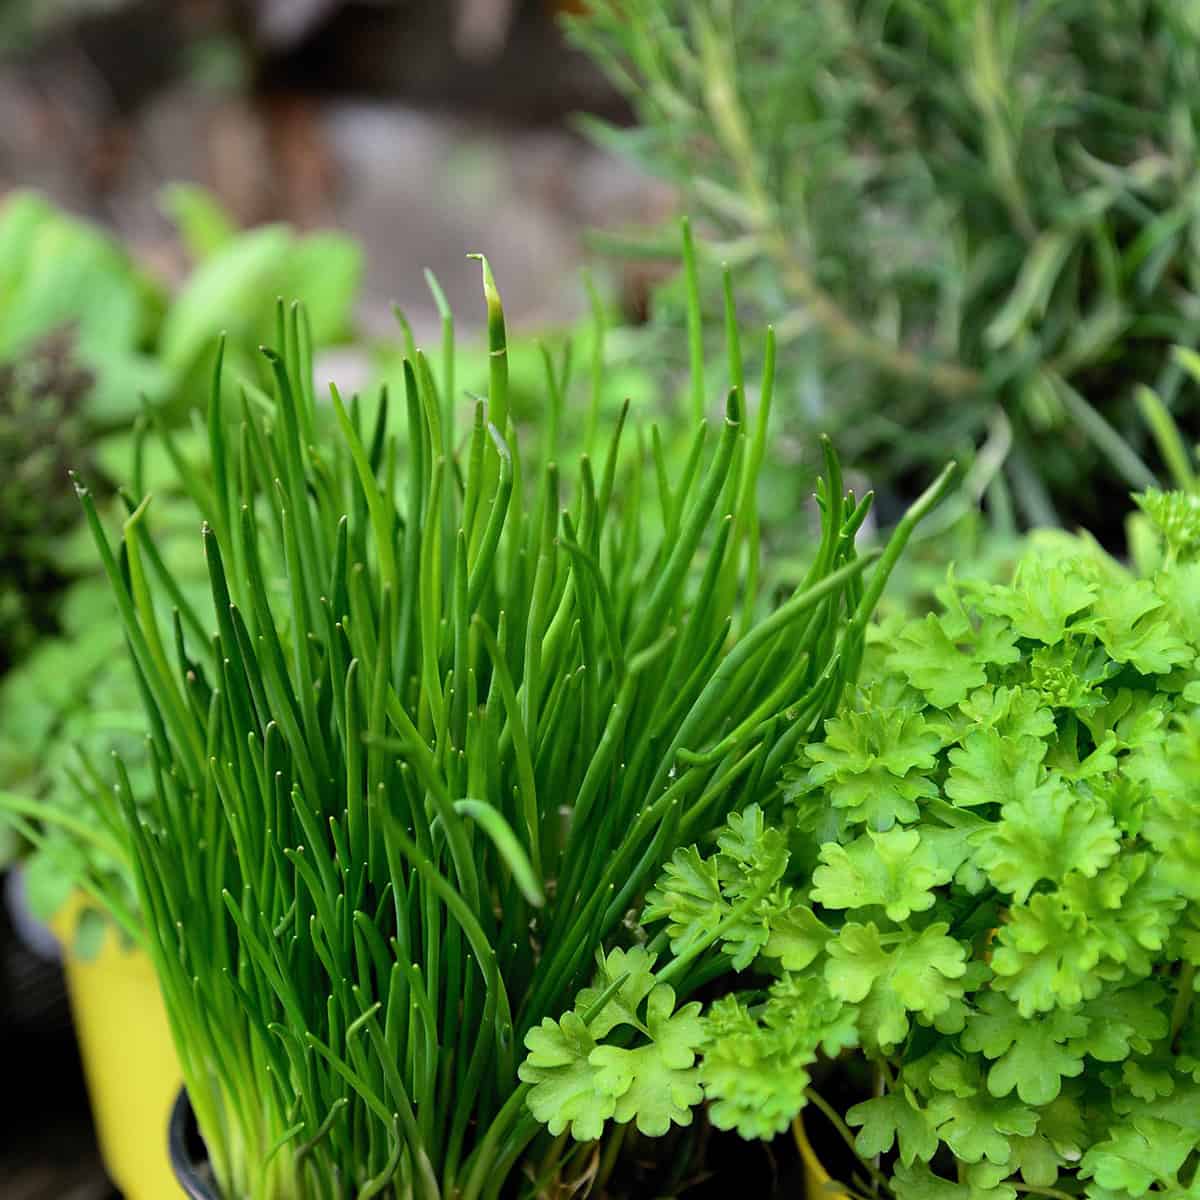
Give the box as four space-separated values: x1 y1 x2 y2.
76 260 952 1200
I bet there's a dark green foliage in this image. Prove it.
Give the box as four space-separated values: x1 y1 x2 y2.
570 0 1200 530
0 333 100 672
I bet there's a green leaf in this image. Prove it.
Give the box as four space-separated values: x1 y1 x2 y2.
645 805 790 969
764 971 859 1058
1118 1054 1177 1102
808 700 944 778
1079 1117 1197 1196
519 1011 614 1141
1007 1131 1066 1189
929 1088 1036 1165
523 952 707 1142
891 1162 1016 1200
972 777 1120 903
699 995 816 1139
989 894 1099 1016
888 614 988 709
979 558 1096 645
918 800 991 891
761 903 831 971
957 686 1055 741
0 214 146 358
1140 713 1200 903
848 1088 940 1165
715 805 789 899
589 985 705 1137
825 922 967 1049
1082 578 1192 675
1133 490 1200 564
945 730 1043 810
805 701 943 829
1070 983 1169 1062
961 992 1087 1104
812 827 952 921
1059 857 1184 979
1027 638 1116 711
643 845 724 953
575 946 659 1038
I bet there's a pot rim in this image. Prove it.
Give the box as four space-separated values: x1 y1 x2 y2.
169 1088 221 1200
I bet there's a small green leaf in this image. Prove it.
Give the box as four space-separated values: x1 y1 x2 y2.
945 730 1042 810
961 992 1087 1105
519 1012 614 1141
1079 1117 1196 1195
700 995 815 1139
848 1089 940 1165
825 922 967 1049
812 827 951 921
972 778 1120 903
575 946 660 1038
762 903 830 971
979 558 1095 645
589 985 705 1137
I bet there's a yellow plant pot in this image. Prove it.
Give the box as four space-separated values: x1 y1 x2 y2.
52 896 182 1200
794 1112 850 1200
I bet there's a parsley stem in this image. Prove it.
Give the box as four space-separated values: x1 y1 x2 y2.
1170 962 1195 1049
1013 1186 1078 1200
801 1088 892 1196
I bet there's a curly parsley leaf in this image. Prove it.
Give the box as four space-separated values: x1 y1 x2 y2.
978 557 1095 645
889 614 987 708
848 1088 940 1165
945 729 1042 809
643 805 789 969
1071 982 1170 1061
574 946 659 1037
892 1161 1020 1200
642 847 724 957
1083 579 1192 675
928 1088 1036 1165
520 952 704 1142
961 992 1087 1104
588 985 705 1136
825 922 967 1049
1079 1116 1198 1196
699 995 815 1139
972 778 1120 903
1133 489 1200 563
520 1012 613 1141
761 902 831 971
812 827 952 921
805 703 943 828
989 894 1100 1015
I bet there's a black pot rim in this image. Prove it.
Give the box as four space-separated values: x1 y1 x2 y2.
169 1087 222 1200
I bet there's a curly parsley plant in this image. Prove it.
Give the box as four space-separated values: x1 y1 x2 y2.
533 489 1200 1200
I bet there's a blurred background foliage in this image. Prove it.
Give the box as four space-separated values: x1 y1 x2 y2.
570 0 1200 537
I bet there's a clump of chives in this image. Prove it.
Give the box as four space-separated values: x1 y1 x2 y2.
76 250 951 1200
